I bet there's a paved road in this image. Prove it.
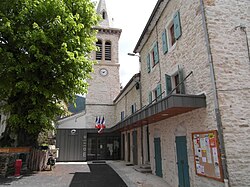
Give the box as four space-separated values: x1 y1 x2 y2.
0 162 127 187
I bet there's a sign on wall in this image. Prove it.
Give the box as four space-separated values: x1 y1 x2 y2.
192 130 223 182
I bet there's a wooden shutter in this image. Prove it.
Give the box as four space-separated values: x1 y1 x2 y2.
162 30 168 54
147 54 151 73
178 66 185 94
153 43 159 64
165 74 172 95
174 11 182 40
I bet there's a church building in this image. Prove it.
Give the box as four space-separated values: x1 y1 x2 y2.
56 0 122 161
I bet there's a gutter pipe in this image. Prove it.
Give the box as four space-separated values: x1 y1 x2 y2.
199 0 230 186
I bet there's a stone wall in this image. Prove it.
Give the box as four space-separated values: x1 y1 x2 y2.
0 153 29 178
204 0 250 186
136 0 250 186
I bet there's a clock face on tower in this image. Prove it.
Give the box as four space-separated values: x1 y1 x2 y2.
99 68 108 76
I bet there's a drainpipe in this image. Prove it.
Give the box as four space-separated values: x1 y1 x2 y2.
199 0 230 186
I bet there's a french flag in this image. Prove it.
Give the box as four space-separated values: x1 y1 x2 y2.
98 116 106 133
95 116 101 129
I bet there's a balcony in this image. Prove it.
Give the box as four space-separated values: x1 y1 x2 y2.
111 93 206 132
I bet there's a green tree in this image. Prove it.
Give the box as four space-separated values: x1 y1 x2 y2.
0 0 99 147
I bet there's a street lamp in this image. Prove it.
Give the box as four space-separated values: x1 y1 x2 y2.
127 52 140 57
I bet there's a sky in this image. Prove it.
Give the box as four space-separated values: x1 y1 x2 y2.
93 0 157 87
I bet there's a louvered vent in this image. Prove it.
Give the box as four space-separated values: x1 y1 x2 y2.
105 41 111 61
96 40 102 60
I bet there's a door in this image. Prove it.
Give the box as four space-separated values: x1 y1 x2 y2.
154 137 163 177
127 133 131 162
176 136 190 187
132 130 138 165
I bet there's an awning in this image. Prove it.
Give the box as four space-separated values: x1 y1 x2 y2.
111 94 206 132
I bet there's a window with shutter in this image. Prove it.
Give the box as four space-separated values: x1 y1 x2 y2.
165 74 172 95
165 66 185 95
156 84 162 101
162 30 168 54
121 111 125 121
147 54 151 73
148 91 152 104
173 11 182 40
164 10 182 51
153 43 159 64
131 103 136 114
96 40 102 60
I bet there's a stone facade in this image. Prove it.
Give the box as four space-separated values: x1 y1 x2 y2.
56 0 249 185
204 0 250 186
118 0 250 187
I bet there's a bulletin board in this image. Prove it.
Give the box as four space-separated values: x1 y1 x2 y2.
192 130 224 182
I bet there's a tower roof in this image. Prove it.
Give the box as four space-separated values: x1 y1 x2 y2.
96 0 111 28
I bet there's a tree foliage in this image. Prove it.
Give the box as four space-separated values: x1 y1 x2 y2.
0 0 99 146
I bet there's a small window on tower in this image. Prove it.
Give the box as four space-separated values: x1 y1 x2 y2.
102 11 106 19
105 41 111 61
96 40 102 60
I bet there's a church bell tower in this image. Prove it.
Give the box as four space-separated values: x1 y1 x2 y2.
85 0 122 128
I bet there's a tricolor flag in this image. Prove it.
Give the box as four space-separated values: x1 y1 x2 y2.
95 116 101 129
98 116 106 133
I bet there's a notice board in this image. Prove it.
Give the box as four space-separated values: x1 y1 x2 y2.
192 130 223 182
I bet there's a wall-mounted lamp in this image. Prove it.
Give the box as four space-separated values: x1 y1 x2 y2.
127 53 140 57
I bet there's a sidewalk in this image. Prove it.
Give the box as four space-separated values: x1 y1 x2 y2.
108 161 171 187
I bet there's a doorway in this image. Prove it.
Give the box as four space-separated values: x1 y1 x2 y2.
176 136 190 187
132 130 138 165
154 137 163 177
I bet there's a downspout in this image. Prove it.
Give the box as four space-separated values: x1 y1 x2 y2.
199 0 230 186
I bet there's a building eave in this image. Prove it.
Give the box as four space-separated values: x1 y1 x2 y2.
133 0 168 53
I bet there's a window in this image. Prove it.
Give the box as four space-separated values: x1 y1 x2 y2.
131 103 136 114
96 40 102 60
102 11 106 19
162 11 182 53
121 111 125 121
170 23 176 46
105 41 111 61
154 84 162 101
146 42 159 73
148 91 152 104
165 66 185 95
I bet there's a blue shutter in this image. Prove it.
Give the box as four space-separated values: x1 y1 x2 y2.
165 74 172 95
153 43 159 64
178 66 185 94
162 30 168 54
148 91 152 104
147 54 151 73
174 11 182 40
